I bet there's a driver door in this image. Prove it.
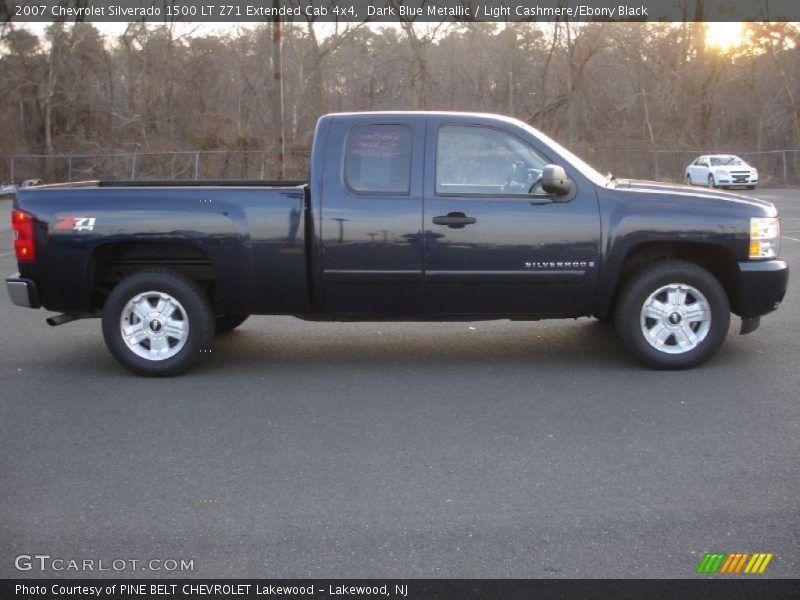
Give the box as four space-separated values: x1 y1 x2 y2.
422 118 600 316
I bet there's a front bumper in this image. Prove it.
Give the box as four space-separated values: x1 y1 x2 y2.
736 260 788 318
716 173 758 186
6 276 40 309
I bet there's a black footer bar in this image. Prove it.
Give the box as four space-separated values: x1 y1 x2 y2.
4 579 800 600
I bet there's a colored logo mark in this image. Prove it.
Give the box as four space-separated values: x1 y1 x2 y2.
696 552 773 574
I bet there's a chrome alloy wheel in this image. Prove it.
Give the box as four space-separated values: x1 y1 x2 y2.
120 291 190 360
639 283 711 354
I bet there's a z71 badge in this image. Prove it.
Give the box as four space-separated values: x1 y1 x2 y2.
54 216 96 232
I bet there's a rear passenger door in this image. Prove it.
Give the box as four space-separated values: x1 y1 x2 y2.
691 157 709 182
320 116 425 314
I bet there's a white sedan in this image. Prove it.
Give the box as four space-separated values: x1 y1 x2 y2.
685 155 758 189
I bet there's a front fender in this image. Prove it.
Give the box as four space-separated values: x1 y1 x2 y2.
594 187 752 315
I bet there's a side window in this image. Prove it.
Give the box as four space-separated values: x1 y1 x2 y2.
436 125 548 196
344 124 412 195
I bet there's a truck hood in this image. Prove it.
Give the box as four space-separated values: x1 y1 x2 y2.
610 179 777 216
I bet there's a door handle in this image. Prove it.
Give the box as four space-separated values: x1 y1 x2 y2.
433 212 477 228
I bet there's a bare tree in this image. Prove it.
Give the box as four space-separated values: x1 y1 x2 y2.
3 20 800 183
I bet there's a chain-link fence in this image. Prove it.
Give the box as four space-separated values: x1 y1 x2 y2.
0 149 311 185
1 148 799 186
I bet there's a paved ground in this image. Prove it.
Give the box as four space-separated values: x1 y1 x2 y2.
0 190 798 579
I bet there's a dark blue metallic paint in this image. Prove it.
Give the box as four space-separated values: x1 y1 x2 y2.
8 112 789 324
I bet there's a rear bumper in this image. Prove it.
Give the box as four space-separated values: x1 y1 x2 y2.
736 260 788 318
6 276 40 309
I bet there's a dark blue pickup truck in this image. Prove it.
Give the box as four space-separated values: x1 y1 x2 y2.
6 112 789 375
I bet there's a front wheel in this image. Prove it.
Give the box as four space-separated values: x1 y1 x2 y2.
685 174 692 186
102 269 215 376
614 261 730 369
708 174 716 188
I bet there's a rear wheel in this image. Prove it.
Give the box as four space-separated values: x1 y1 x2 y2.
215 314 249 334
614 260 730 369
685 174 692 186
102 269 214 376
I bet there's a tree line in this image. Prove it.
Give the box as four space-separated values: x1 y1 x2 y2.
0 20 798 181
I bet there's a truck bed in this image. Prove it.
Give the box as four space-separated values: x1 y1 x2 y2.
99 179 307 187
13 181 312 316
32 179 307 189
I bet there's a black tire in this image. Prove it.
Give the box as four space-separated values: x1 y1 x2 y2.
215 314 249 334
614 260 730 369
708 174 716 188
746 185 756 190
102 269 215 376
685 175 692 186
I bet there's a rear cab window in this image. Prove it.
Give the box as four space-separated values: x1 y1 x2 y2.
344 124 412 195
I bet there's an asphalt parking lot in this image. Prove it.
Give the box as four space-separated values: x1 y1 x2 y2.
0 189 798 579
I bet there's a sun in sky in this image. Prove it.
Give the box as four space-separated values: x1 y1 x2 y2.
705 22 746 52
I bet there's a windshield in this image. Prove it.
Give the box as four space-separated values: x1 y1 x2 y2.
710 156 744 166
520 122 609 186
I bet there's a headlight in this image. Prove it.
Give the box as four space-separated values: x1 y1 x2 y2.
717 170 729 177
750 217 780 259
751 169 758 177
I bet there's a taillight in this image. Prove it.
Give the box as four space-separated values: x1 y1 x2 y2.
12 209 35 262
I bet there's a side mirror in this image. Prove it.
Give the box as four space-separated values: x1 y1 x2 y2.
541 164 572 197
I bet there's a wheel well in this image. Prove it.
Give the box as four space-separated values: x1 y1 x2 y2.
91 242 218 310
611 242 740 313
